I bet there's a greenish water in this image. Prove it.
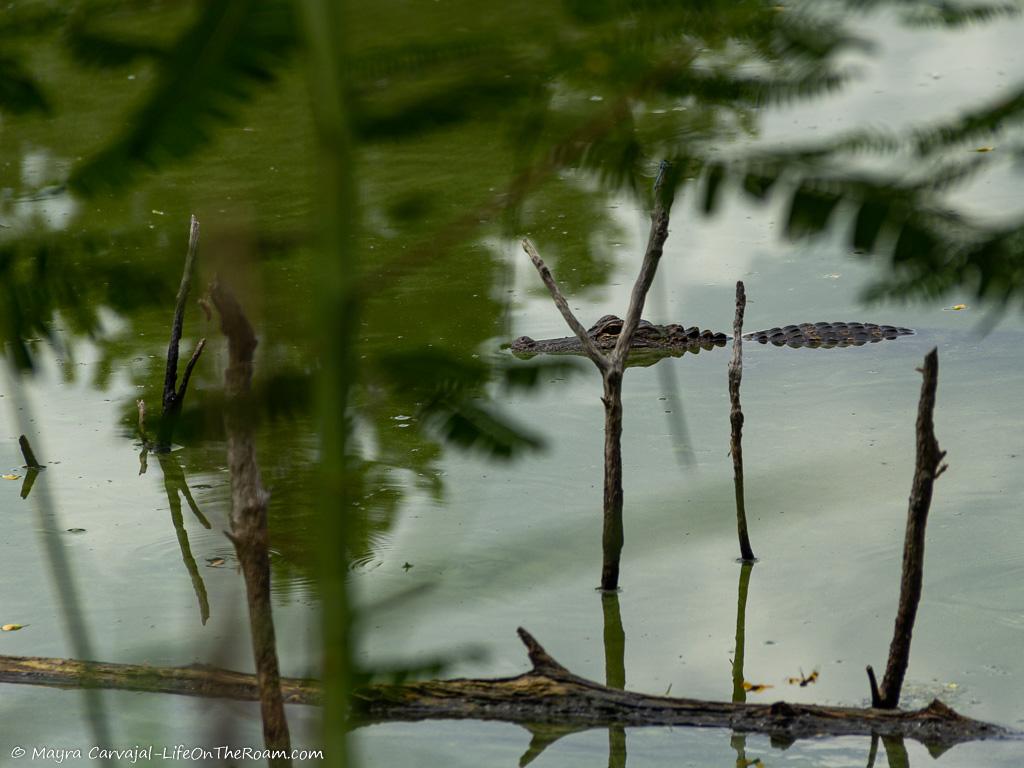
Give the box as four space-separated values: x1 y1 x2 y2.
1 4 1023 767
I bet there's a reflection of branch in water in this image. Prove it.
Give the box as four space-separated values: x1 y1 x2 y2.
655 353 697 468
602 591 627 768
519 724 586 767
867 734 879 768
731 562 759 768
17 433 43 499
882 735 910 768
731 562 754 704
603 592 626 690
19 467 40 500
651 265 696 468
156 452 211 626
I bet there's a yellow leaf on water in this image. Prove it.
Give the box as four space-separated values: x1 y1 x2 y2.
951 304 967 310
206 558 226 568
974 146 994 152
1 474 21 481
1 624 26 632
743 681 774 692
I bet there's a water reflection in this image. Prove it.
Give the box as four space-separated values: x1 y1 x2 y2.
882 736 910 768
730 562 762 768
154 451 212 625
602 591 627 768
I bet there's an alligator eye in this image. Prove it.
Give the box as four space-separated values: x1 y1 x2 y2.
513 336 536 348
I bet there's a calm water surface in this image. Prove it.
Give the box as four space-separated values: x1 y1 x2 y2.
0 7 1022 768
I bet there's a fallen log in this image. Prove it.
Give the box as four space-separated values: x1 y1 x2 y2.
354 629 1011 748
0 629 1013 748
0 654 320 705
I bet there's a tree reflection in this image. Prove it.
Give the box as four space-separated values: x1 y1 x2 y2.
730 562 761 768
602 591 628 768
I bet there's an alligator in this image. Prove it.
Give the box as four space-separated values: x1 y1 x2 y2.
510 314 914 359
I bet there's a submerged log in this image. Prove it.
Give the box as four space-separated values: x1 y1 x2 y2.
0 629 1013 748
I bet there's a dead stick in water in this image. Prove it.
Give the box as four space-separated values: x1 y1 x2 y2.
729 281 755 562
209 277 291 764
18 434 42 469
867 348 947 708
521 163 674 591
156 216 206 451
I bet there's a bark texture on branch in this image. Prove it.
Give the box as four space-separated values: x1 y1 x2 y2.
729 281 754 562
209 278 291 764
869 348 947 709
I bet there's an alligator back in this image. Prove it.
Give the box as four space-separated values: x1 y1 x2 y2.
743 322 914 348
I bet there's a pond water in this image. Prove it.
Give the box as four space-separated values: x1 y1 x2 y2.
1 5 1022 768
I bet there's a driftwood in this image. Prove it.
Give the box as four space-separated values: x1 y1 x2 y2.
0 628 1012 749
728 281 755 562
209 277 292 763
521 163 674 590
868 348 948 709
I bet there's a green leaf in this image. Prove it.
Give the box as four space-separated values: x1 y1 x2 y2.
69 0 295 196
852 198 891 253
353 72 536 142
0 54 49 114
65 21 168 68
423 396 544 460
741 170 778 202
784 184 841 239
377 349 489 394
702 162 726 215
891 219 937 264
499 359 584 391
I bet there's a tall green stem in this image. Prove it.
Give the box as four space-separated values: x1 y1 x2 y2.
296 2 358 764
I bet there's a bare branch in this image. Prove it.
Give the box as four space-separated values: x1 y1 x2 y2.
176 338 207 402
18 434 42 470
729 281 755 562
612 168 673 366
521 238 608 372
163 215 201 413
874 348 945 709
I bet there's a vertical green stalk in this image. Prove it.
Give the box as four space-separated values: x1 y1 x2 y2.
295 1 357 764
